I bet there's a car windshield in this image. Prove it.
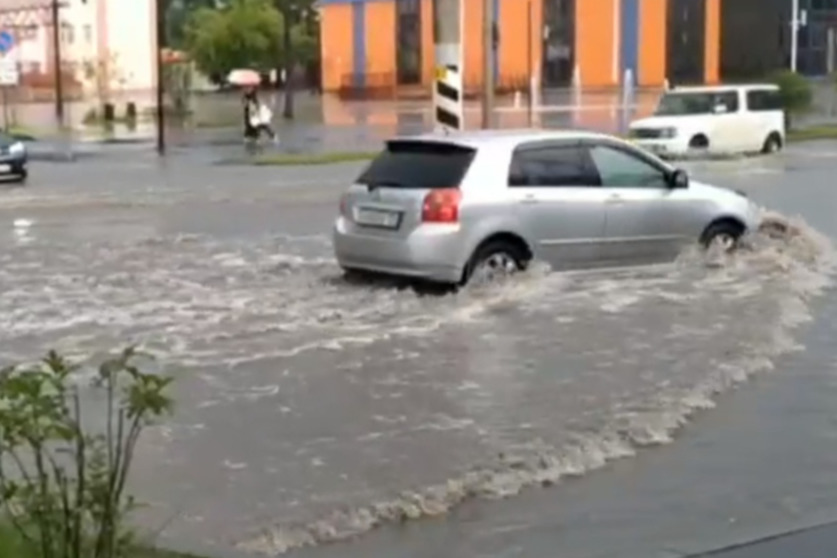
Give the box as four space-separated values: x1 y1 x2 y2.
356 140 476 189
654 92 723 116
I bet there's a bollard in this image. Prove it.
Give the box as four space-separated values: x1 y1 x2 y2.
620 69 634 135
571 65 582 107
514 90 521 109
102 102 115 122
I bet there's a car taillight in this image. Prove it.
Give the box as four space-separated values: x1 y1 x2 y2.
421 188 461 223
339 193 349 217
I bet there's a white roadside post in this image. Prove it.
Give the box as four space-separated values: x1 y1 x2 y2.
0 51 20 132
432 0 465 132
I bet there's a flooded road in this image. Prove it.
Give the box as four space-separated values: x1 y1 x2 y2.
0 145 836 557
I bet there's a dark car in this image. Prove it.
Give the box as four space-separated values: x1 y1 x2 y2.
0 132 28 183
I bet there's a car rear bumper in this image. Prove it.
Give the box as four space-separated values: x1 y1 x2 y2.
333 217 466 284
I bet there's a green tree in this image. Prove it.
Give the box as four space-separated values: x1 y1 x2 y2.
165 0 220 49
184 0 282 79
770 69 813 130
274 0 316 119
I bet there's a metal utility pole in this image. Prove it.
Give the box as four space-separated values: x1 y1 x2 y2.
790 0 799 71
432 0 464 132
480 0 494 129
526 0 533 127
156 0 166 154
50 0 63 126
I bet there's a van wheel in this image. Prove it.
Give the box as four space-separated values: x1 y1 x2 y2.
761 132 782 154
689 134 710 151
462 240 526 286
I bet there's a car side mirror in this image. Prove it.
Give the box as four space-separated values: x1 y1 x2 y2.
668 168 689 189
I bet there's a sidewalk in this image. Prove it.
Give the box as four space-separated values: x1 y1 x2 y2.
689 521 837 558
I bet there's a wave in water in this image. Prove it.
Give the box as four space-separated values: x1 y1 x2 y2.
236 212 836 555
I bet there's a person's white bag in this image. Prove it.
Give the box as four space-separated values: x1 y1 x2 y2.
257 103 273 125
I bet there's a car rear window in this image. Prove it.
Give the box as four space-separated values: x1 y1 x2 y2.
356 140 476 189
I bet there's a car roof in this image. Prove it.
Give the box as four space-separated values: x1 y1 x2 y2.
388 128 623 150
669 83 779 93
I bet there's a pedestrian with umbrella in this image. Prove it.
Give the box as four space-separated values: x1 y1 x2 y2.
228 69 279 144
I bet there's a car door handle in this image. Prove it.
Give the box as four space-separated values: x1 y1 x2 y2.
606 195 624 205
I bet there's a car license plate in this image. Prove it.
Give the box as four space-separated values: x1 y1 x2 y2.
0 164 10 173
355 208 400 229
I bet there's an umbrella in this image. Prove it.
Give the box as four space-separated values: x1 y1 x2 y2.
227 69 261 87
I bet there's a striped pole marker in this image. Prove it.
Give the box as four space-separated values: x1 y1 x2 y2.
432 0 464 133
434 64 464 132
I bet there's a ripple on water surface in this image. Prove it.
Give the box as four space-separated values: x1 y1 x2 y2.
0 212 833 554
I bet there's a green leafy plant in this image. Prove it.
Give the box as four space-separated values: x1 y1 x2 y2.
0 347 174 558
769 69 813 129
184 0 283 78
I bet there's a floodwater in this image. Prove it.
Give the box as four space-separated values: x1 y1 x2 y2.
0 146 835 557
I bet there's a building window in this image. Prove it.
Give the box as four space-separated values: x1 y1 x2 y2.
61 23 74 44
395 0 421 85
84 24 92 44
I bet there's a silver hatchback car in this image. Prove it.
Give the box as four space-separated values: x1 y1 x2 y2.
333 129 762 286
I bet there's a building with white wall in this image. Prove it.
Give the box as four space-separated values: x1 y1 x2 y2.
0 0 157 97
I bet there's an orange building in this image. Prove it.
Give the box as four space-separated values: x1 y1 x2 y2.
318 0 725 95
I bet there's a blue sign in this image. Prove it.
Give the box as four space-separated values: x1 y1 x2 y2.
0 31 14 54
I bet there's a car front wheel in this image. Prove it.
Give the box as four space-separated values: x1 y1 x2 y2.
701 221 744 253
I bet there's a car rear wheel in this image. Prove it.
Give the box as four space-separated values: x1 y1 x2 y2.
462 240 527 286
701 221 744 253
761 133 782 154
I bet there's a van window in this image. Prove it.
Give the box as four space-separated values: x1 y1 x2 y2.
356 140 476 189
654 90 740 116
715 91 740 113
746 89 783 111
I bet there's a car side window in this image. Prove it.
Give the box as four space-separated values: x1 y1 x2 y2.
508 145 599 187
588 145 669 189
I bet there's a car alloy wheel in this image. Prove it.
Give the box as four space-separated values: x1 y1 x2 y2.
470 251 519 284
708 231 737 252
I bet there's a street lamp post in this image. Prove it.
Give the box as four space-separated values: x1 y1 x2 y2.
156 0 166 154
791 0 799 71
50 0 64 126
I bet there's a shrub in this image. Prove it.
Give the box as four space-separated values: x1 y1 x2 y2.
0 347 174 558
769 70 813 129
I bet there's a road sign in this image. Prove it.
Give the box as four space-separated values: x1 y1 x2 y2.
0 31 13 55
0 57 19 86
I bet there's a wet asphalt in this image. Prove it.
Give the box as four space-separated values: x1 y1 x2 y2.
2 143 837 558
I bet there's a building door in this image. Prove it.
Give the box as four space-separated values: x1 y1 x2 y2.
666 0 705 85
396 0 422 85
541 0 575 87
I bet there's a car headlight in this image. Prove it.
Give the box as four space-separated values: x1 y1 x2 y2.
660 127 678 139
8 141 25 155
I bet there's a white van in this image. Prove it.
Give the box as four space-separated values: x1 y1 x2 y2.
628 84 785 157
